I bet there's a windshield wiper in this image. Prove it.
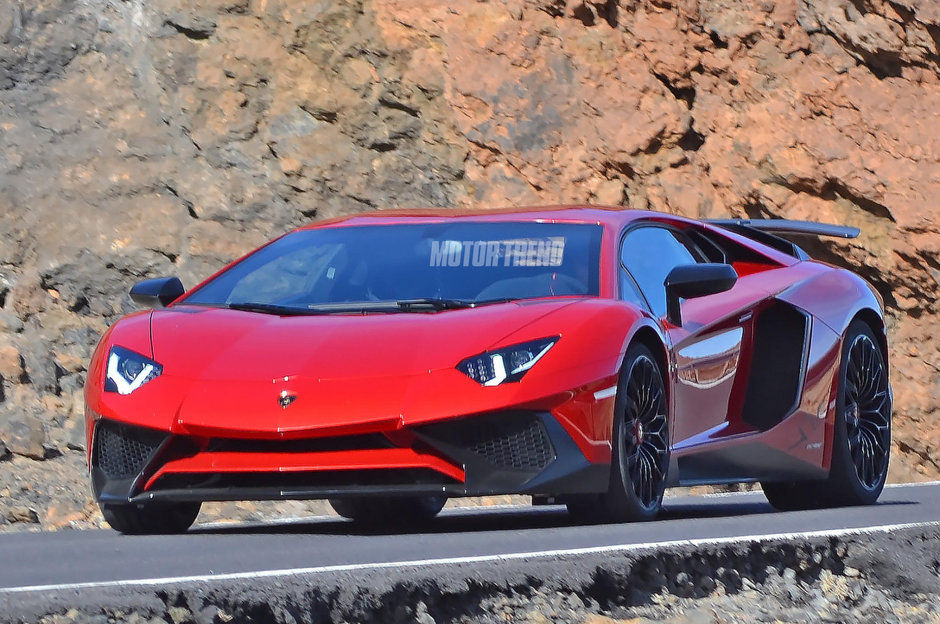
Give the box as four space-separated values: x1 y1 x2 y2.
229 301 402 315
309 301 400 313
227 302 315 316
472 297 520 307
395 297 518 311
227 298 520 316
395 298 473 311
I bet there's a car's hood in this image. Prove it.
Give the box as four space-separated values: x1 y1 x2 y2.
145 300 579 436
151 301 576 379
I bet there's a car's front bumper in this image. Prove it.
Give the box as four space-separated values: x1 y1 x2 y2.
90 411 608 505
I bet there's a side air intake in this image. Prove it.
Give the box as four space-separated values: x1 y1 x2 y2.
741 302 810 431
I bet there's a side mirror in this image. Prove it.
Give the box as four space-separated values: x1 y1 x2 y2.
664 263 737 326
129 277 185 309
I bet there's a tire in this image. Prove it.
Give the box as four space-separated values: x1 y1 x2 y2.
568 342 670 522
102 501 201 535
762 320 891 511
329 495 447 524
760 480 825 512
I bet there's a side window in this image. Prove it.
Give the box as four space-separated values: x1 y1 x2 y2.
621 226 698 318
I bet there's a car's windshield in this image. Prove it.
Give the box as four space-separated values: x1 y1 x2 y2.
181 222 602 311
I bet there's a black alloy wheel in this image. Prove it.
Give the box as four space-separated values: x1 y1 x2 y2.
568 342 670 522
621 351 670 511
843 331 892 490
762 320 891 511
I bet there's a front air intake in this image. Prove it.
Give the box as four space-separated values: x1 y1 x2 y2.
94 420 167 480
418 412 555 471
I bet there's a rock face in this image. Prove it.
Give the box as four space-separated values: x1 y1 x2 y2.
0 0 938 527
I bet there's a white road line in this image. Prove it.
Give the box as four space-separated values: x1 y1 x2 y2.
3 519 939 595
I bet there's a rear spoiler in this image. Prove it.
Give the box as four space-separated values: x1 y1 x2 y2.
705 219 859 260
707 219 859 239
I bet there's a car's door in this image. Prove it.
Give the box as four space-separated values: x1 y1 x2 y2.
620 224 769 448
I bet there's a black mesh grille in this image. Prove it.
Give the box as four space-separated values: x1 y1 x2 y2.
418 413 555 470
95 421 166 479
468 418 553 469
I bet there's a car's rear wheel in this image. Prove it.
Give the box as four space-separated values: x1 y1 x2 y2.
102 502 201 535
329 495 447 524
762 321 891 511
568 343 669 522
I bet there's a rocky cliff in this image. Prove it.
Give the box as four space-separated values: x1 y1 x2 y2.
0 0 938 529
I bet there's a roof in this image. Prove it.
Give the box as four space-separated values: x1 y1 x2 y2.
300 205 680 230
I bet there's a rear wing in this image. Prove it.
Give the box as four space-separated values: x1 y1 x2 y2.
706 219 859 239
705 219 859 260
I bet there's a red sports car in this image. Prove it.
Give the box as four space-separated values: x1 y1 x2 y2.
84 207 892 534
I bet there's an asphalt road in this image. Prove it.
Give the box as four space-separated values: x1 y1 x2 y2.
1 482 938 594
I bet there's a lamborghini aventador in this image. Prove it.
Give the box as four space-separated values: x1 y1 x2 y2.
84 207 892 533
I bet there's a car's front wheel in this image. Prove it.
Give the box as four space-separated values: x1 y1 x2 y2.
762 320 891 511
568 342 670 523
329 495 447 524
102 501 201 535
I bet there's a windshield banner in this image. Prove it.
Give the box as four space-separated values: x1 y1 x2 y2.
429 238 565 268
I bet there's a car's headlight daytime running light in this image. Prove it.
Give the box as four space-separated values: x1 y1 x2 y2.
457 337 558 386
105 346 163 395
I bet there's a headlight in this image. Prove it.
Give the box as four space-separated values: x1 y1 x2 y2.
104 346 163 395
457 337 557 386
